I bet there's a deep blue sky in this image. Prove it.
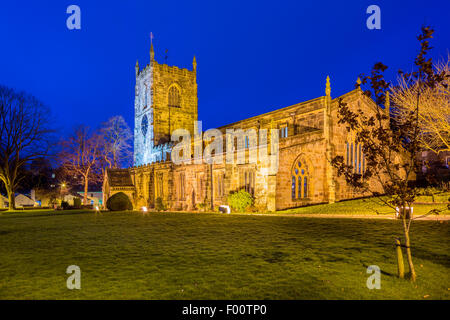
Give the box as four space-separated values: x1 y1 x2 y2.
1 1 449 135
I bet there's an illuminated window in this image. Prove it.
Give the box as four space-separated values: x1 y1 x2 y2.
346 141 365 174
346 142 349 165
292 160 308 199
350 143 353 168
280 126 288 138
168 86 181 108
358 144 362 173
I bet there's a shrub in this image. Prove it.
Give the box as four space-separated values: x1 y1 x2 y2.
197 201 209 212
106 192 133 211
245 205 258 213
61 201 70 210
227 190 254 212
155 197 165 211
73 198 82 209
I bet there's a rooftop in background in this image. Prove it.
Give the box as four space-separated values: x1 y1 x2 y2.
106 168 134 187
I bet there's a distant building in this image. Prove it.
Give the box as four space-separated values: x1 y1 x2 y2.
77 191 103 206
0 194 8 208
15 193 38 207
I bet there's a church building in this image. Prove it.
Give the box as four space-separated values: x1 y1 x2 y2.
103 43 385 211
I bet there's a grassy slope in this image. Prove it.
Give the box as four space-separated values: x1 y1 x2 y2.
278 197 449 216
0 210 449 299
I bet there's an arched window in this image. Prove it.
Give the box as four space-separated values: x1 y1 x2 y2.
168 86 181 108
291 160 308 199
345 141 366 174
141 115 148 137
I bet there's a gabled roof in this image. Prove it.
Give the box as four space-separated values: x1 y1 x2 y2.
106 168 134 187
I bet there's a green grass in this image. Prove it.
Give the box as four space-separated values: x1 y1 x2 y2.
278 197 449 216
0 209 449 299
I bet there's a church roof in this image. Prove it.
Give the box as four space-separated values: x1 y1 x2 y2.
106 168 134 187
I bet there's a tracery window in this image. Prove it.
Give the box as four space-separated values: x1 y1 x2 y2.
346 141 365 174
291 160 308 199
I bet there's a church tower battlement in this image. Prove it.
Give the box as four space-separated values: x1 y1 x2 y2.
134 41 198 166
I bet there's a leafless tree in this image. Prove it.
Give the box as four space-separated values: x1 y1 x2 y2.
391 55 449 154
100 116 133 169
0 85 53 210
59 125 102 205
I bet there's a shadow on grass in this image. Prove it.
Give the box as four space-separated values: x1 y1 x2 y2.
0 210 93 220
361 261 395 277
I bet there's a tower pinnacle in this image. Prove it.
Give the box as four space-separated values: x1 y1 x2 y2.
325 75 331 97
150 43 155 61
193 55 197 72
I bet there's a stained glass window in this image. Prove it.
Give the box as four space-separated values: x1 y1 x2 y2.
292 159 308 200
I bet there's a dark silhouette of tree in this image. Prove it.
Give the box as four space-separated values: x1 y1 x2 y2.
0 85 54 210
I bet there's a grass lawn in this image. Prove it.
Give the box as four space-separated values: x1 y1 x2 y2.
278 197 450 216
0 209 449 299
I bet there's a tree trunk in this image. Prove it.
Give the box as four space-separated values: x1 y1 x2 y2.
395 238 405 279
84 177 89 205
402 216 417 282
6 186 16 211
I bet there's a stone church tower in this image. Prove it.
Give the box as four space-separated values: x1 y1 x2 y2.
134 42 198 166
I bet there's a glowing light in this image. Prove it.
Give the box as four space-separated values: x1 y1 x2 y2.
395 207 413 219
142 206 148 213
95 206 99 212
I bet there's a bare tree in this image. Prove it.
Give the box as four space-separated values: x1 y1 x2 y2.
100 116 133 169
59 126 102 205
391 55 450 154
0 85 53 210
331 27 448 282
